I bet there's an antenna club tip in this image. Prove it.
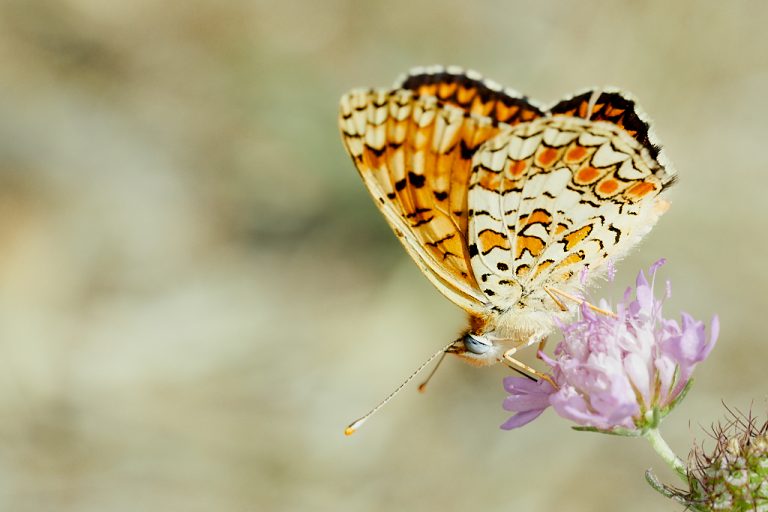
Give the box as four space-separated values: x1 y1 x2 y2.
417 383 427 393
345 417 366 435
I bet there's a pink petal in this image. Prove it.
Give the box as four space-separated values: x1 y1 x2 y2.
624 352 651 401
710 315 720 347
655 355 677 403
503 376 553 395
636 269 649 289
500 408 547 430
649 258 667 276
503 392 551 412
502 377 554 411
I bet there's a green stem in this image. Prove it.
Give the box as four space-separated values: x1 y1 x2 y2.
644 428 687 482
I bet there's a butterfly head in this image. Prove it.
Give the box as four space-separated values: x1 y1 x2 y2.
448 309 560 366
447 331 514 367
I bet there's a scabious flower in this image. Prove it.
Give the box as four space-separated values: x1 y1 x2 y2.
502 260 719 432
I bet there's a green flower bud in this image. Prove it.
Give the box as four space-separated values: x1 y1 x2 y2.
683 413 768 511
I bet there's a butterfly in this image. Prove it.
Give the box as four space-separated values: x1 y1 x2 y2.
339 65 675 374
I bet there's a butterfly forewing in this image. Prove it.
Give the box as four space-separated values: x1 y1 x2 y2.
340 89 493 312
397 66 544 125
339 68 552 315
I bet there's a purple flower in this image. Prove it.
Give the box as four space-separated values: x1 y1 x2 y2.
502 260 719 432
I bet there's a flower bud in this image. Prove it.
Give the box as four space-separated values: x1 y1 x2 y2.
683 413 768 511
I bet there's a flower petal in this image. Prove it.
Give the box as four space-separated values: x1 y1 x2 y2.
649 258 667 276
655 354 677 403
500 378 554 429
550 387 612 429
624 352 652 402
503 378 554 409
500 408 547 430
503 376 553 395
664 313 715 365
503 392 551 412
710 315 720 347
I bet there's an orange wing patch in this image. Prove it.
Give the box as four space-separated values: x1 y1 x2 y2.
625 180 657 200
564 145 589 163
562 225 593 251
507 159 529 179
552 251 586 281
596 178 620 196
574 165 603 184
478 229 511 254
520 209 553 226
474 165 504 192
515 236 546 259
536 147 562 169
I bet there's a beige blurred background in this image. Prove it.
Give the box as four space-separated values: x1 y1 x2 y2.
0 0 765 510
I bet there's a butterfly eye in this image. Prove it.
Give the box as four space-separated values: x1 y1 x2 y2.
463 333 492 355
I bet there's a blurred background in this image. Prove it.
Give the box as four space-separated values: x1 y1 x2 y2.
0 0 764 510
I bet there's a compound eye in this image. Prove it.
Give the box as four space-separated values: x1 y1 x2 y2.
463 333 492 355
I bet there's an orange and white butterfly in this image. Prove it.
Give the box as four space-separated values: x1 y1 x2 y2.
339 65 674 379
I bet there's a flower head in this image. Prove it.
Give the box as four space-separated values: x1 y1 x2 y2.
502 260 719 432
681 409 768 511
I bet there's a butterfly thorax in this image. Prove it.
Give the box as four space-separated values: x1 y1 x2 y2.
450 305 574 367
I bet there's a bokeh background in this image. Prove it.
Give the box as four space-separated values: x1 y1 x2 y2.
0 1 765 510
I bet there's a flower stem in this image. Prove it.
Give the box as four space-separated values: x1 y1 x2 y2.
644 428 687 481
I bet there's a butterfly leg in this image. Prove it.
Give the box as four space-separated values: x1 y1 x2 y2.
502 351 557 388
544 287 568 312
535 337 548 361
546 286 617 318
500 331 557 388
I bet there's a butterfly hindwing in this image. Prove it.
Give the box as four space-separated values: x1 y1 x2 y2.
549 89 663 161
467 115 674 310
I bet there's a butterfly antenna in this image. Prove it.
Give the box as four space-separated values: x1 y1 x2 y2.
344 339 457 436
417 350 448 393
